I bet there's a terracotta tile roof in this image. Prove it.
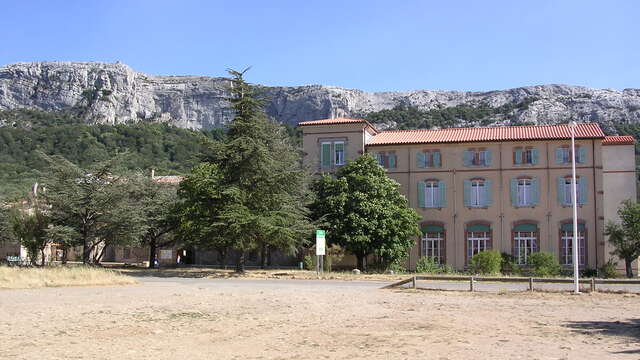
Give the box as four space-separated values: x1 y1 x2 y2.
602 136 636 145
297 117 379 132
153 175 184 185
367 123 605 146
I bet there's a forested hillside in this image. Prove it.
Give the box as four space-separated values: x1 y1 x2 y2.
0 109 224 197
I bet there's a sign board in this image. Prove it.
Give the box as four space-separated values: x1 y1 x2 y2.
160 249 173 260
315 230 326 256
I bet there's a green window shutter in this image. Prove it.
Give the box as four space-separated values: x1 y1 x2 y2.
561 223 586 232
531 149 539 164
484 179 493 206
578 177 588 205
555 148 564 164
417 181 426 208
439 180 446 208
514 223 537 232
485 150 492 166
557 177 566 205
416 152 426 168
578 147 587 164
510 178 518 206
389 154 397 169
422 224 444 233
433 151 441 168
463 151 472 166
463 180 471 206
468 224 490 232
531 177 540 206
321 143 331 167
514 150 522 164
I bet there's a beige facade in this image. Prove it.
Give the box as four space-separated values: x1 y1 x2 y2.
300 120 637 271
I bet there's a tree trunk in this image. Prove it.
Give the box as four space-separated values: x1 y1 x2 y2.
625 258 634 278
218 249 227 270
260 243 267 269
40 248 46 266
148 239 157 269
61 247 68 265
235 250 245 273
357 254 366 272
82 238 91 264
94 244 107 265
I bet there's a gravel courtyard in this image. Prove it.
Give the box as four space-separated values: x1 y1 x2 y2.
1 277 639 359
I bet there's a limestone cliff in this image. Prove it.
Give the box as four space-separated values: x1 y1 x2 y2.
1 61 639 130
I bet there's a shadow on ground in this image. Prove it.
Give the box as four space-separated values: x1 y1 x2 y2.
565 319 640 353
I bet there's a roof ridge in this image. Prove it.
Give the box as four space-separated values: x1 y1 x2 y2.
379 123 597 134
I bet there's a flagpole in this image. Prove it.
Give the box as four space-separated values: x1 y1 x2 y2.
570 121 580 294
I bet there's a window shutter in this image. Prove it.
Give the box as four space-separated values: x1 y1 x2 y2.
438 180 446 207
531 177 540 205
514 149 522 165
389 154 397 169
463 180 471 206
510 178 518 206
416 152 426 168
485 150 492 166
321 143 331 167
484 179 493 206
578 147 587 164
578 177 588 205
531 149 539 164
555 148 564 164
417 181 426 208
463 151 472 166
433 151 441 168
557 177 565 205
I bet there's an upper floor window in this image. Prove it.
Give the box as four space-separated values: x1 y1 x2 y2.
320 140 346 167
510 177 539 207
416 150 441 168
556 145 586 164
417 180 446 208
376 151 397 169
514 147 538 165
557 176 587 206
463 149 491 167
464 178 492 208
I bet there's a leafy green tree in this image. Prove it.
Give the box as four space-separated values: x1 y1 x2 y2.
310 154 420 271
40 154 147 264
605 199 640 277
7 196 50 265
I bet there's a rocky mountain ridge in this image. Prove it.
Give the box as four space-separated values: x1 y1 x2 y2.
1 61 639 130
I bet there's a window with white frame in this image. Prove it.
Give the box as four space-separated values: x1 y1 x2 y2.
563 177 581 204
334 141 345 165
467 231 490 261
514 231 537 265
561 229 586 266
471 180 485 207
424 181 440 208
421 231 444 264
320 140 345 167
517 178 532 206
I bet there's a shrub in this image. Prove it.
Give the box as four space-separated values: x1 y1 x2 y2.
599 260 618 279
303 255 314 271
581 267 597 278
387 258 407 274
416 256 442 274
529 252 561 277
500 252 520 275
470 250 502 275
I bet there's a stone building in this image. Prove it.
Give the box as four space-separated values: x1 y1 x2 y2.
299 118 637 271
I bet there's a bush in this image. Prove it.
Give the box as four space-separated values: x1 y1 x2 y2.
500 252 520 275
303 255 314 271
387 258 407 274
470 250 502 275
581 267 597 278
416 256 441 274
599 260 618 279
529 252 561 277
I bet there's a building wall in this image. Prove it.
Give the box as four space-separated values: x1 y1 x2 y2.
302 123 376 173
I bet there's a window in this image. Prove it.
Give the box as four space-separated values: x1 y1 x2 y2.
334 141 345 165
514 231 537 265
559 176 586 205
471 180 485 207
514 147 538 165
518 179 532 206
556 146 585 164
464 149 491 166
421 231 444 264
376 151 397 169
467 229 491 262
560 226 586 266
416 150 441 168
464 178 492 208
320 140 346 167
418 180 446 208
510 177 539 207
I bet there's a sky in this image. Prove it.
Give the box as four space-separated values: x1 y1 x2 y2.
1 0 638 92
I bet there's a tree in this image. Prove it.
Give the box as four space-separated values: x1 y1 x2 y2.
40 154 147 264
605 199 640 277
179 68 312 272
7 196 50 265
310 154 421 271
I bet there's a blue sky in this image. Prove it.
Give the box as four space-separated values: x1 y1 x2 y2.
1 0 638 92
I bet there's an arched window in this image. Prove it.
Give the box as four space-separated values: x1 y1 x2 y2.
466 221 492 263
421 222 445 264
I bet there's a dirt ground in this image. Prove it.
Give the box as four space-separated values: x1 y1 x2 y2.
1 277 639 360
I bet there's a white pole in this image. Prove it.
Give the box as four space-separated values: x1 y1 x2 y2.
570 121 580 294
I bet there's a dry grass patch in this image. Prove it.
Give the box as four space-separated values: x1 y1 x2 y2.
0 265 137 289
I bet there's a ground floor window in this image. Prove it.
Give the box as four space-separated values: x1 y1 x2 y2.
513 231 537 265
466 223 491 262
560 228 586 266
421 231 444 264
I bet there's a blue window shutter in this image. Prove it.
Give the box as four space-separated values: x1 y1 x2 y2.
416 152 426 168
484 179 493 206
578 147 587 164
557 177 566 205
515 150 522 165
578 177 588 205
389 154 397 168
439 180 446 207
531 177 540 205
485 150 492 166
417 181 426 208
555 148 564 164
463 180 471 206
433 151 441 168
510 178 518 206
463 151 472 166
531 149 539 164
